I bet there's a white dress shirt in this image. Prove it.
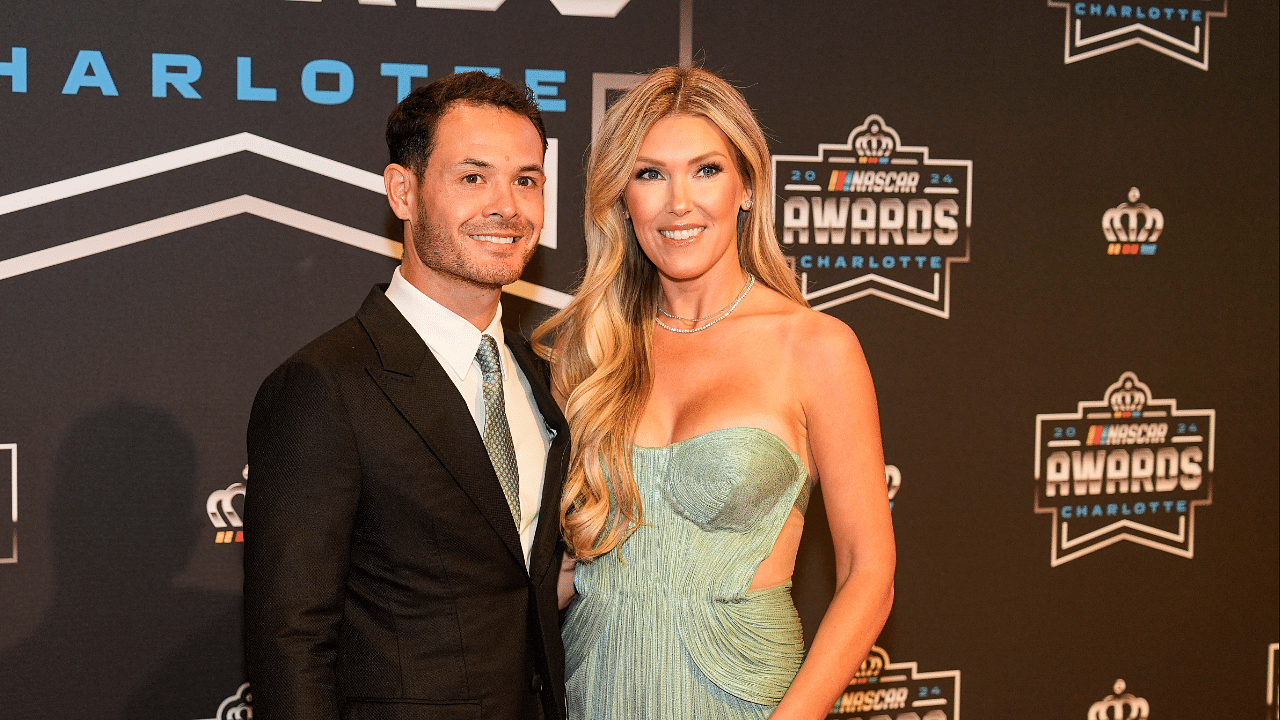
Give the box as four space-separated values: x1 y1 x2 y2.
385 267 551 568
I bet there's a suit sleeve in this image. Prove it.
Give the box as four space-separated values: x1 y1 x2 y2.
243 359 361 720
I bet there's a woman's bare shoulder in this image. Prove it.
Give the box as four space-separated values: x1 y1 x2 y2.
737 289 868 387
777 302 866 370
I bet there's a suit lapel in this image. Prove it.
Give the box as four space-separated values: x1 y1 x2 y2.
356 288 526 569
507 337 570 582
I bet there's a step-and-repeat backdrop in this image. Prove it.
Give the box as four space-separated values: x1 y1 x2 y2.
1 1 1276 718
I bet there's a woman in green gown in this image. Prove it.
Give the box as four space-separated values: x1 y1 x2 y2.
535 67 896 720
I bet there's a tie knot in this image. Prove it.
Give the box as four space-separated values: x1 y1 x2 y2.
475 335 502 377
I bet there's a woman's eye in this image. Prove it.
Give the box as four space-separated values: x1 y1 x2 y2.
695 163 722 177
635 168 662 181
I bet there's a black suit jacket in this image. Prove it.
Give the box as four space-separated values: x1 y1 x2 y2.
243 286 568 720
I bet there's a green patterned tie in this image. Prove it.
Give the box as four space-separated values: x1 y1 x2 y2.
475 335 521 528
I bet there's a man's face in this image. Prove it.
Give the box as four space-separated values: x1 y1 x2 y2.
410 103 545 290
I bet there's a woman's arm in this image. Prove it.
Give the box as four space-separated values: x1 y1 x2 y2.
771 315 897 720
549 356 579 613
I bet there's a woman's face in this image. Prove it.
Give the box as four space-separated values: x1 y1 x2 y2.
623 114 751 283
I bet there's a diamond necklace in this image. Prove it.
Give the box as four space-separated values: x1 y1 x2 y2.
655 273 755 334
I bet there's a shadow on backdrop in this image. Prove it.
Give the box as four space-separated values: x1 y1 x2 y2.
0 402 238 719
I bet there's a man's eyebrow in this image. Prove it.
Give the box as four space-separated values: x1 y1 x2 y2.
455 159 543 175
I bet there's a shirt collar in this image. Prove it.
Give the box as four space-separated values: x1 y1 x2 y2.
385 267 506 382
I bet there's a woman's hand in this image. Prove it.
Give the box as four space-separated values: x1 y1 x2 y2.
557 550 578 610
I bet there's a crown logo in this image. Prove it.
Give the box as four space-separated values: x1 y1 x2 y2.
208 466 248 543
214 682 253 720
1103 187 1164 243
853 119 896 157
854 645 890 678
1088 679 1149 720
1105 372 1150 415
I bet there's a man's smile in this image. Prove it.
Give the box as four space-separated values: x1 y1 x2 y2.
471 234 520 244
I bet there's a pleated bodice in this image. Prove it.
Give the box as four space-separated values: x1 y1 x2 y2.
563 427 811 719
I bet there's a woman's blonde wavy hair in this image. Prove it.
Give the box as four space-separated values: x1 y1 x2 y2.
533 66 806 561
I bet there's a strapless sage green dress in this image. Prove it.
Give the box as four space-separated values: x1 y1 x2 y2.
563 427 813 719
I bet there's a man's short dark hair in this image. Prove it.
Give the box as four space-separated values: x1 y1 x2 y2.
386 71 548 177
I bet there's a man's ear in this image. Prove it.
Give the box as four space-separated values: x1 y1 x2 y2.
384 164 417 221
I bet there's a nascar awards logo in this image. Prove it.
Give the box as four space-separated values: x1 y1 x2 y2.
1035 372 1214 566
1047 1 1229 70
286 0 633 17
208 466 247 544
1269 643 1278 720
195 682 252 720
1 443 14 564
773 115 972 318
828 645 960 719
1088 679 1149 719
1103 187 1162 256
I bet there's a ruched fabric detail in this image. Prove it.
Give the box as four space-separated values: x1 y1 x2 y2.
563 427 811 719
680 583 805 705
663 429 800 534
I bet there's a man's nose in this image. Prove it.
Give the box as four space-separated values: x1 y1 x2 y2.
485 181 518 218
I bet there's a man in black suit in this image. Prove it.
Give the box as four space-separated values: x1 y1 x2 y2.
243 72 568 720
